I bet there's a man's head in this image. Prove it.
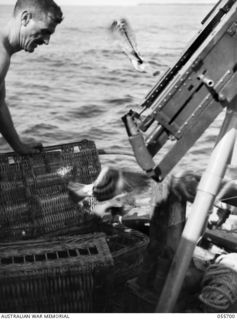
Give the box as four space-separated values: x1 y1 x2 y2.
13 0 63 52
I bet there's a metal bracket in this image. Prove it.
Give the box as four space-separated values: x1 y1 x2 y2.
197 74 220 101
197 73 235 108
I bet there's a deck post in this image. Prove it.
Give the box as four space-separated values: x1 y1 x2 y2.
156 106 237 312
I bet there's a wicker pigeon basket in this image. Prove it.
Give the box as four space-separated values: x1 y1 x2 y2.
0 223 149 313
0 140 149 312
0 232 113 313
0 140 101 241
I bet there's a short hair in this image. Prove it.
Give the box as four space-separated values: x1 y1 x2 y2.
13 0 63 24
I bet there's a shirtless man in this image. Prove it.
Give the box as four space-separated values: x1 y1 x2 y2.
0 0 63 154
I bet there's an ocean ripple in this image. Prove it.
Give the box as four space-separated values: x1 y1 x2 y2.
1 3 216 174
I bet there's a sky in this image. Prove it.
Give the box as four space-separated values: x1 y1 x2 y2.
0 0 217 6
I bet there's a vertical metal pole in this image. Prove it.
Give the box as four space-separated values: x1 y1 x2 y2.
156 108 237 313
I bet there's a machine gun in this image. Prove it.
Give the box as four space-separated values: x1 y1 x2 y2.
123 0 237 182
122 0 237 312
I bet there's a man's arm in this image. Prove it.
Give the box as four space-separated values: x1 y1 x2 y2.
0 82 23 152
0 82 42 154
0 49 42 155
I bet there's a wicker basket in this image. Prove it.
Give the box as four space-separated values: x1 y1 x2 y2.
0 140 101 241
0 223 149 313
0 232 113 313
100 223 149 286
54 221 150 286
0 140 149 312
47 221 150 312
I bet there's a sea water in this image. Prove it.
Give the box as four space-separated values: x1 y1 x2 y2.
0 4 224 175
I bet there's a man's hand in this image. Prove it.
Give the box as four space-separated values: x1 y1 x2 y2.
0 89 43 156
15 142 43 155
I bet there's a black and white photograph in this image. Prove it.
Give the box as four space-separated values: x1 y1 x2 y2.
0 0 236 314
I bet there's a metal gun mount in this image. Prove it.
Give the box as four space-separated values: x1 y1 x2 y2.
123 0 237 313
122 0 237 182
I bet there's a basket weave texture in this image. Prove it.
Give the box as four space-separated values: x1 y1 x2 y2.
0 232 113 313
0 140 101 241
0 222 149 313
55 221 150 286
0 140 149 312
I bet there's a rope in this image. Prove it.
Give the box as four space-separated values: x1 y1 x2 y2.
199 263 237 311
